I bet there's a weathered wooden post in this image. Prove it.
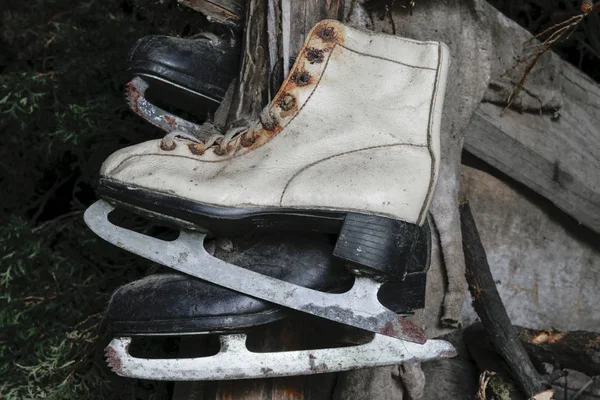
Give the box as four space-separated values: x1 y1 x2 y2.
173 1 345 399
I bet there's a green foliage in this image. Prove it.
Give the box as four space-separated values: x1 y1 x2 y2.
0 73 48 123
0 0 209 397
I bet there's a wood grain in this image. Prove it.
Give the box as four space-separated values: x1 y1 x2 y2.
465 46 600 234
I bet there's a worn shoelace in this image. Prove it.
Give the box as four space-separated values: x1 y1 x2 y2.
160 107 276 154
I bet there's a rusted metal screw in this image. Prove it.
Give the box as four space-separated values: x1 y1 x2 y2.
278 93 296 111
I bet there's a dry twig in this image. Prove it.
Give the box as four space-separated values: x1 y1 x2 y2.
476 371 496 400
503 1 599 111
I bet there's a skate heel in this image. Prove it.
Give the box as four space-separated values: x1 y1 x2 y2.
333 213 422 280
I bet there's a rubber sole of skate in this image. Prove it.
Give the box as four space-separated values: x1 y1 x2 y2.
104 333 456 380
110 310 289 336
99 179 428 280
108 303 289 336
85 199 427 344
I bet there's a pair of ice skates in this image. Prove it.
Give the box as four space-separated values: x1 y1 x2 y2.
85 20 456 381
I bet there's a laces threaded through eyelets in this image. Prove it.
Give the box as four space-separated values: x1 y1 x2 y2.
160 101 279 155
240 133 256 147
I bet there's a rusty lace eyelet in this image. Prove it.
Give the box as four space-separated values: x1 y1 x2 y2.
305 48 324 64
278 93 296 111
160 141 176 151
291 71 311 86
240 133 256 147
213 146 229 156
188 143 206 155
316 26 336 42
262 119 277 131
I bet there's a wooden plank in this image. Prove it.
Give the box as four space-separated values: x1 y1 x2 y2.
464 50 600 234
225 0 269 127
193 1 343 399
289 0 342 55
178 0 245 26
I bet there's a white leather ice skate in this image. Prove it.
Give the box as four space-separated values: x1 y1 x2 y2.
100 20 448 272
86 20 450 343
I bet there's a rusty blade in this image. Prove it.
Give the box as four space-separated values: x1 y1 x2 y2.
126 77 210 137
105 334 456 381
85 200 426 343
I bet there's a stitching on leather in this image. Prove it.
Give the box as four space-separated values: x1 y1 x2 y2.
342 20 442 48
279 143 428 205
274 43 437 140
202 0 232 13
106 48 333 175
265 44 338 139
417 44 443 224
339 43 437 71
137 72 221 103
109 30 443 196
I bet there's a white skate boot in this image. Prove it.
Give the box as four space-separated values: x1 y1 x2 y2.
86 20 450 343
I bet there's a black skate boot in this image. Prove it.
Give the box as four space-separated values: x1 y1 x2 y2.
103 232 454 380
126 33 240 136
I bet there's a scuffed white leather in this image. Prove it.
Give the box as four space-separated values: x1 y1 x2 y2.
343 26 441 70
281 146 432 219
102 21 450 225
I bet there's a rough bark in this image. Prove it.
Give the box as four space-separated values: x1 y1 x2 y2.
515 327 600 377
225 0 270 129
464 323 527 400
461 202 545 397
200 1 342 398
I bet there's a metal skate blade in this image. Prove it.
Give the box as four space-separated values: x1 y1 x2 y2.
85 200 425 343
126 77 206 138
105 334 456 380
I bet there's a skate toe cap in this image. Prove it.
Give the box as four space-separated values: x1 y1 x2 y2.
100 139 165 177
100 138 228 179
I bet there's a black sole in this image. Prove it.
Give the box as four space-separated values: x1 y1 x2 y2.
99 179 427 279
130 60 225 103
106 309 289 336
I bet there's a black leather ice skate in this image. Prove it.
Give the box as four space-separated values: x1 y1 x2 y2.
103 232 455 380
104 232 350 335
126 33 239 135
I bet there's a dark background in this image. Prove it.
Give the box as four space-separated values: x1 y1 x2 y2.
0 0 598 398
